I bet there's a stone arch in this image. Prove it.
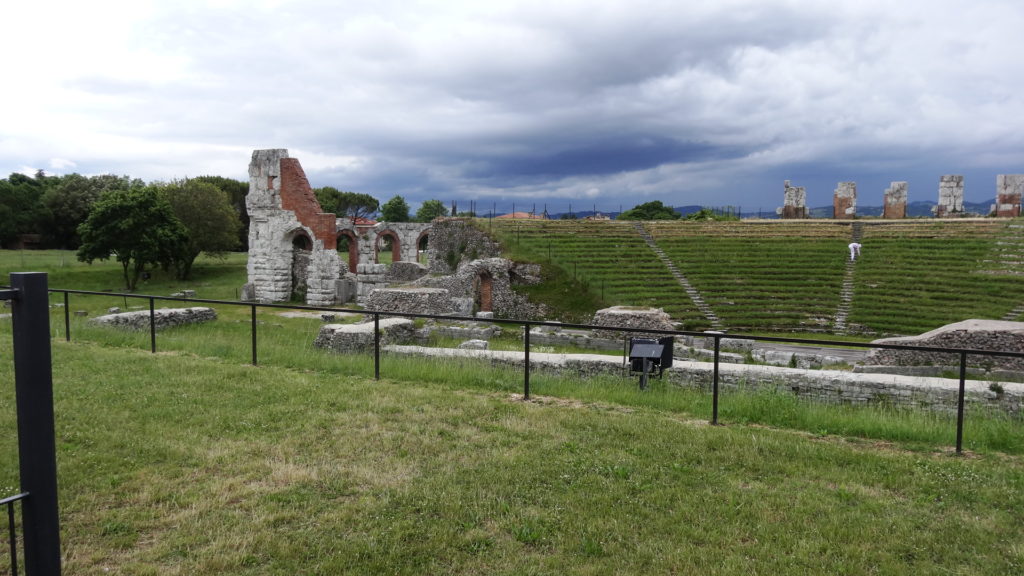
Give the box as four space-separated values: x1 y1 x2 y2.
416 229 430 265
337 230 359 273
375 230 401 264
473 270 493 313
287 229 314 301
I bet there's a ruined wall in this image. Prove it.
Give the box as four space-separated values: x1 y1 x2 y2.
995 174 1023 218
426 218 502 275
414 258 546 319
883 181 908 219
833 181 856 219
933 175 964 217
591 306 677 340
865 320 1024 372
245 149 342 306
778 180 807 219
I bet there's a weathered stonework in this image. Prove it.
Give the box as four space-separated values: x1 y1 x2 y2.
591 306 676 340
426 218 502 275
995 174 1023 218
778 180 807 219
314 318 417 352
364 287 454 316
90 307 217 331
883 181 908 219
245 149 341 306
833 181 856 219
414 258 546 319
865 319 1024 372
385 261 429 283
933 175 964 217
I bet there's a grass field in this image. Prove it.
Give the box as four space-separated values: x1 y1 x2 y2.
1 249 1024 573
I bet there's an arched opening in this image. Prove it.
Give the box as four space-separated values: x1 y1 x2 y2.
290 231 313 301
473 270 493 313
337 230 359 273
416 231 430 266
375 231 401 264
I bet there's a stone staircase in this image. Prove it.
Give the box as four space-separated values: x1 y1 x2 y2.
999 224 1024 321
633 222 723 330
833 222 862 334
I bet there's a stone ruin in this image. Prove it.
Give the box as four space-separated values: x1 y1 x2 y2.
933 175 964 217
243 150 544 319
90 307 217 331
778 180 807 219
591 306 676 340
995 174 1023 218
832 181 856 219
883 182 908 219
865 319 1024 374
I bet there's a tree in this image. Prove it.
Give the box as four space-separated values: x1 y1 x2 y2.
616 200 681 221
163 179 243 279
77 187 188 290
194 175 249 249
415 199 448 222
0 172 49 247
42 173 140 249
315 188 380 221
380 195 410 222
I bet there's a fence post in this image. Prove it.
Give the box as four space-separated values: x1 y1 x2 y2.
524 325 531 400
250 304 258 366
63 292 69 342
712 334 721 425
956 351 967 454
374 313 380 380
149 297 156 354
8 272 63 575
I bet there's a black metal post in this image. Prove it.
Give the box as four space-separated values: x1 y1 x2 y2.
149 297 156 354
712 334 721 425
7 497 18 576
374 313 380 380
524 325 531 400
956 351 967 454
250 304 258 366
62 292 69 342
8 273 62 575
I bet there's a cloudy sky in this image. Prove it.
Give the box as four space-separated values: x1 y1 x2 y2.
2 0 1023 213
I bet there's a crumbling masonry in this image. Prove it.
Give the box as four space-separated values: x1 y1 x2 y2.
832 181 856 219
883 182 907 219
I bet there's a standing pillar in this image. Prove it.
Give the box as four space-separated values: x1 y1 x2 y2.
995 175 1023 218
778 180 807 219
933 175 964 217
883 182 908 219
833 181 856 219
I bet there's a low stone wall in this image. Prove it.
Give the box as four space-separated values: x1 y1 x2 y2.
383 345 1024 417
314 318 417 353
429 321 502 340
591 306 676 340
866 320 1024 372
385 261 428 283
364 287 453 316
90 307 217 331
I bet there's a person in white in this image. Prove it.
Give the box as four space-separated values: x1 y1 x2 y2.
848 242 862 261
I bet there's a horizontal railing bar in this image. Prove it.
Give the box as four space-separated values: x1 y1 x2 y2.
45 287 1024 360
0 493 29 506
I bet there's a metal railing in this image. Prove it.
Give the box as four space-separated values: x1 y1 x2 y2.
40 287 1024 455
2 492 28 576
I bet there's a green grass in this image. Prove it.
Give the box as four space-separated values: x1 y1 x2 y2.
2 250 1024 573
1 336 1023 574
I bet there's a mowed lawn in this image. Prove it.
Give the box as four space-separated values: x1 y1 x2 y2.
0 338 1022 574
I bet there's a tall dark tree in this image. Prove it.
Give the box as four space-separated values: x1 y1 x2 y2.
616 200 681 220
163 179 242 279
194 175 249 249
415 199 448 222
0 172 49 247
42 173 140 249
380 195 410 222
77 186 188 290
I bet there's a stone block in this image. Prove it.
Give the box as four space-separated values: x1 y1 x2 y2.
90 307 217 331
314 318 415 352
458 339 489 350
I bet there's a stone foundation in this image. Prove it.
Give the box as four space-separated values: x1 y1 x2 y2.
314 318 417 353
90 307 217 331
364 287 454 316
591 306 676 340
865 319 1024 372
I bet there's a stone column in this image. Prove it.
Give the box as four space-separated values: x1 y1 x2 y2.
933 175 964 217
995 175 1023 218
883 182 908 219
779 180 807 219
833 181 856 219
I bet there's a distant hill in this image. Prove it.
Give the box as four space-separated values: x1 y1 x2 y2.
527 200 999 220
